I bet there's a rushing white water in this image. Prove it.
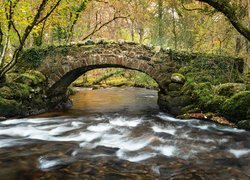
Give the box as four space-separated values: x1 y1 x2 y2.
0 112 249 164
228 149 250 158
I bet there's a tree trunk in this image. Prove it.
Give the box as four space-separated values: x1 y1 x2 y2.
171 3 177 50
139 28 144 44
130 19 135 42
0 25 3 47
235 36 242 55
158 0 164 46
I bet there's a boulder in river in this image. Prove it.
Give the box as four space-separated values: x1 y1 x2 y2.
237 120 250 130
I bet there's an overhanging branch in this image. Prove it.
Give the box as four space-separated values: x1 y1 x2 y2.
196 0 250 41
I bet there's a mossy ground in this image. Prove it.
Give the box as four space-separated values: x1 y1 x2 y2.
180 80 250 129
0 70 48 117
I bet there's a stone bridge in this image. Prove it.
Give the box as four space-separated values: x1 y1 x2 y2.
38 41 182 96
31 40 243 114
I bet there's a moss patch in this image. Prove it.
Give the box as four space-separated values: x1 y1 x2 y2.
0 86 13 99
168 83 183 91
176 53 243 85
0 97 21 116
215 83 246 97
15 70 46 86
0 70 48 117
192 82 213 108
221 91 250 122
205 95 227 113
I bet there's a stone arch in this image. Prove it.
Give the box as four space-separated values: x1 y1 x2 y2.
38 42 176 99
47 63 167 98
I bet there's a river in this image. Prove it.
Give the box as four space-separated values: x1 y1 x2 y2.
0 87 249 179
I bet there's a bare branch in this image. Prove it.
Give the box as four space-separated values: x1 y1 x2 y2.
67 0 88 41
10 21 22 44
82 14 129 41
36 0 62 25
181 2 203 11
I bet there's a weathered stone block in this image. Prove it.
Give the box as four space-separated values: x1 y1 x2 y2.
171 73 186 84
168 83 183 91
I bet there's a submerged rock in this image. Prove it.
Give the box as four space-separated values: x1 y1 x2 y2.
237 120 250 130
0 116 6 120
177 113 235 127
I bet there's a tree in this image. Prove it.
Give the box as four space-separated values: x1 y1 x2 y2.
158 0 164 46
0 0 62 82
195 0 250 41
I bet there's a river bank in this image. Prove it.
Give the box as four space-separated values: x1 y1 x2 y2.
158 73 250 130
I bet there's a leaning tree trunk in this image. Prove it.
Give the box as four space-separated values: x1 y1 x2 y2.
196 0 250 41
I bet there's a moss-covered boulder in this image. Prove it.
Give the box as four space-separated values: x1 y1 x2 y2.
215 83 246 97
168 91 182 97
0 83 32 100
192 82 213 107
0 86 13 99
0 97 21 117
221 91 250 122
205 95 227 113
171 73 186 84
5 73 19 83
237 120 250 130
7 83 32 99
181 104 201 114
15 70 46 86
247 83 250 91
168 83 183 91
181 81 196 95
0 70 49 117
